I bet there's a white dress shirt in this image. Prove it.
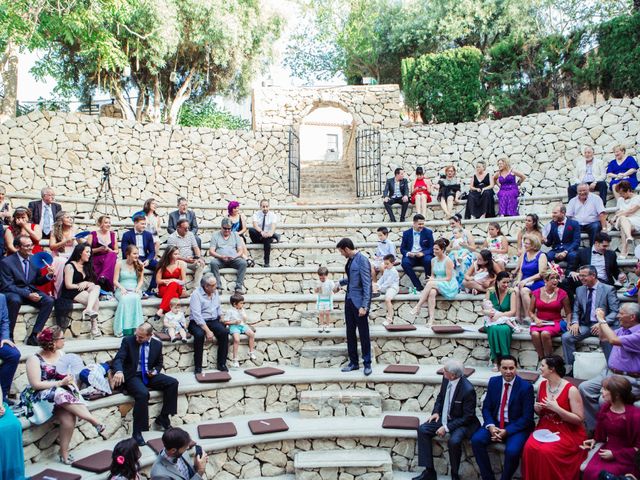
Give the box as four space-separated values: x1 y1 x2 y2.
442 377 460 428
566 193 604 225
486 378 514 428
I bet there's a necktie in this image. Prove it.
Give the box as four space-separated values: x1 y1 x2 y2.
442 382 453 427
43 205 51 235
140 342 150 385
499 383 510 429
23 258 29 279
261 213 266 231
584 287 594 324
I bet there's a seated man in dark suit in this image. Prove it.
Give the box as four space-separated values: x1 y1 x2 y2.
28 186 62 238
471 355 535 480
383 167 410 222
0 293 20 404
413 359 480 480
112 322 179 446
167 197 201 248
562 265 619 375
401 214 434 291
543 204 581 266
121 214 157 296
0 235 54 345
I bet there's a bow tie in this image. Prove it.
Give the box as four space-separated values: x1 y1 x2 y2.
592 250 603 255
135 232 143 235
557 222 565 226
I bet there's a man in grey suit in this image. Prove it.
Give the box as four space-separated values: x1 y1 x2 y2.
150 427 207 480
562 265 619 375
383 167 410 222
336 237 373 376
167 197 201 248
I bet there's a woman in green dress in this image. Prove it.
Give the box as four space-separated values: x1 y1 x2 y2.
483 271 517 370
113 245 144 337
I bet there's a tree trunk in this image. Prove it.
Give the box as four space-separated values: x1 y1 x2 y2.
147 77 162 123
0 41 19 122
166 69 195 125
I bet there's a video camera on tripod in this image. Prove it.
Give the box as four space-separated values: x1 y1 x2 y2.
91 164 119 218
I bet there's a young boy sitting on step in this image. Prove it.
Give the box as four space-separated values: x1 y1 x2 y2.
224 292 257 368
373 254 400 326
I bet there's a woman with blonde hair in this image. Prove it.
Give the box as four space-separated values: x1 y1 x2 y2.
113 245 144 337
493 157 526 216
437 165 461 218
49 211 79 296
89 215 119 292
513 233 547 320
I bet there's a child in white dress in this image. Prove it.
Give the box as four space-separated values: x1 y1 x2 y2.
315 266 335 333
373 254 400 325
163 298 188 342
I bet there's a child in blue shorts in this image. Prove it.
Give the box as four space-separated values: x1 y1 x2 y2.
224 292 257 368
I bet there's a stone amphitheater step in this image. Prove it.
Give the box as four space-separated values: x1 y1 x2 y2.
13 290 635 345
298 389 383 418
294 448 392 478
11 325 599 395
22 408 505 479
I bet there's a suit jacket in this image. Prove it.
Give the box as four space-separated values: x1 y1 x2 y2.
0 294 10 341
400 228 434 258
383 177 409 198
167 210 198 235
569 247 619 284
481 375 534 436
121 229 156 261
338 251 372 310
572 282 619 326
0 253 51 299
27 200 62 227
545 218 581 253
113 335 164 380
432 376 480 432
150 452 202 480
572 158 606 184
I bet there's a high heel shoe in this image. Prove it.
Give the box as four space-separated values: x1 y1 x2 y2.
59 453 75 465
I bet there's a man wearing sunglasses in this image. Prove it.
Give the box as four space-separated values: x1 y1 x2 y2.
208 218 247 294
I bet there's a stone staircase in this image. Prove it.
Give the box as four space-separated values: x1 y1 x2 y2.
300 161 356 203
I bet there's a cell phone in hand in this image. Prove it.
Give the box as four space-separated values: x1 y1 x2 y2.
195 444 203 458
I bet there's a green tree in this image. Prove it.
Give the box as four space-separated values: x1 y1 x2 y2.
178 98 250 129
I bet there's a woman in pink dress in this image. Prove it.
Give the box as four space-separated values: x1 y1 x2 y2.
581 375 640 480
529 270 571 361
522 355 587 480
90 216 119 292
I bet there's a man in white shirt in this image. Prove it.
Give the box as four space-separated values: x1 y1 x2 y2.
248 199 280 268
568 146 607 204
566 183 607 245
28 187 61 237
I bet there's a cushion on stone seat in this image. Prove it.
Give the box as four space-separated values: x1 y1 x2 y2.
519 371 540 383
198 422 238 439
147 437 165 455
248 417 289 435
244 367 285 378
195 371 232 383
565 376 585 388
382 415 420 430
154 332 191 342
436 367 475 377
384 324 417 332
30 469 82 480
71 449 112 473
82 390 112 401
431 325 464 334
383 364 419 374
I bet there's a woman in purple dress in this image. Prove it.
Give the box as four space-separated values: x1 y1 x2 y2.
493 158 526 216
606 144 638 198
90 215 119 292
581 375 640 480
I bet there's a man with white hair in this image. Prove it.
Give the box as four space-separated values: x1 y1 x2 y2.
28 186 61 237
567 146 607 203
413 359 480 480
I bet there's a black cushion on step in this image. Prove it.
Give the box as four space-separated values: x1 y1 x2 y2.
71 449 112 473
198 422 238 439
382 415 420 430
30 469 82 480
383 364 419 374
244 367 285 378
248 417 289 435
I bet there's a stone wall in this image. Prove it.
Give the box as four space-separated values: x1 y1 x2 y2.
1 95 638 205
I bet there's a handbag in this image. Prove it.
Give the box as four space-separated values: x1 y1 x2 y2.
573 351 607 380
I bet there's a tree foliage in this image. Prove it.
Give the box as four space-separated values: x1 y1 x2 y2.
178 99 250 129
402 46 483 124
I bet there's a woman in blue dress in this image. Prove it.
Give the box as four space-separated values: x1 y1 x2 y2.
606 145 638 198
412 238 459 326
0 386 25 480
513 234 548 321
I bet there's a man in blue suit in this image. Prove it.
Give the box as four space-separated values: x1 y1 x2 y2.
471 355 535 480
336 237 373 376
401 214 434 290
0 235 55 345
121 214 157 296
0 293 19 404
543 204 581 265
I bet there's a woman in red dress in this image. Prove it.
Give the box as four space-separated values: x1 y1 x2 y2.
581 375 640 480
522 355 587 480
528 270 571 361
411 166 432 217
155 246 187 319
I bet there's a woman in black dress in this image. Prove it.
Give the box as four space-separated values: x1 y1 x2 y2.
465 161 496 219
437 165 461 218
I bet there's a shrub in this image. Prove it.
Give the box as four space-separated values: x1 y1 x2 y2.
178 99 250 130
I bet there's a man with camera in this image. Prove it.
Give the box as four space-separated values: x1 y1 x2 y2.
150 427 208 479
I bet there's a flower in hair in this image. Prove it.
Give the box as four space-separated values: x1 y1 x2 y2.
37 328 53 343
116 455 125 465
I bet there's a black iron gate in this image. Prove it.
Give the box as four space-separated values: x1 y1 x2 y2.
355 128 381 197
288 127 300 197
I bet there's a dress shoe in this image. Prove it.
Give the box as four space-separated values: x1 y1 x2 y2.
3 398 15 406
25 335 38 347
132 432 146 446
155 415 171 431
218 365 229 372
363 366 372 376
341 364 359 372
194 368 202 375
411 469 436 480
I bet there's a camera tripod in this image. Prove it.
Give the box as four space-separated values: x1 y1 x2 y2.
90 167 120 219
